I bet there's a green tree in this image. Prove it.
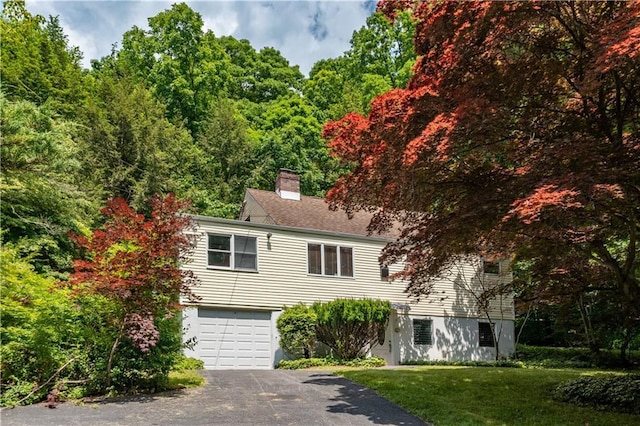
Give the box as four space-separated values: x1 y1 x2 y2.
145 3 230 135
0 245 84 406
181 98 257 217
249 96 347 197
304 68 360 121
0 0 87 117
276 303 317 359
115 26 156 81
346 10 416 89
312 298 391 360
78 73 193 211
220 36 304 104
0 96 95 273
305 10 416 118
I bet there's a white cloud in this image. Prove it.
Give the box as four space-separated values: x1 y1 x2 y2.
201 3 239 36
63 21 99 62
24 1 375 75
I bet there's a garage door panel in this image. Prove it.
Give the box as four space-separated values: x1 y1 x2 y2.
254 341 271 349
233 343 253 352
197 308 272 369
219 342 239 350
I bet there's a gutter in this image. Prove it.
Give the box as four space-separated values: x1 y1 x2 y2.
188 214 395 243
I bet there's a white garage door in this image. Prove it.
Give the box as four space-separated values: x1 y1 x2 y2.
197 308 272 369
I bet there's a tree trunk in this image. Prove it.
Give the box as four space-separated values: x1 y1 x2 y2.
577 295 599 355
620 335 630 366
106 322 125 388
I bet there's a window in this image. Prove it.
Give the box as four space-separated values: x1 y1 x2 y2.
307 243 354 277
483 260 500 274
413 319 433 345
479 322 495 347
207 234 257 271
380 265 390 282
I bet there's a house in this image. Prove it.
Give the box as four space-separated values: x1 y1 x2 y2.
182 170 515 369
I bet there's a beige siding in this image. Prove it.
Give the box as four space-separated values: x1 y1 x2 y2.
239 191 273 224
185 216 515 320
401 260 515 320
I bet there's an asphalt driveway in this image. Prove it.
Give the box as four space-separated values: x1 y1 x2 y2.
1 370 428 425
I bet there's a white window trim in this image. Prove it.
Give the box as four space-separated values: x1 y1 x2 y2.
306 242 355 278
207 233 258 272
482 260 501 275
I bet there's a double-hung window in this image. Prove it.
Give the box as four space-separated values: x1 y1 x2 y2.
307 243 354 277
207 234 257 271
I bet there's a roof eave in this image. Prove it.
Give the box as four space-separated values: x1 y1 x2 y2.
188 214 394 243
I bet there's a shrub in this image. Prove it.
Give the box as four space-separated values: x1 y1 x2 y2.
66 195 199 389
340 357 386 368
401 360 526 368
87 314 184 393
172 355 204 372
276 303 317 358
515 344 634 369
0 247 88 406
516 345 593 363
553 374 640 414
276 356 386 370
276 358 330 370
312 298 390 360
166 370 205 389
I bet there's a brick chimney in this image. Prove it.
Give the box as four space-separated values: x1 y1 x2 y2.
275 169 300 200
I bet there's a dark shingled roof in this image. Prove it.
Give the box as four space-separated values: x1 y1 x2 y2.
245 188 396 238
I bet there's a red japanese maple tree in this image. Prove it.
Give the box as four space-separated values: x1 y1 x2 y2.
69 194 200 384
324 1 639 337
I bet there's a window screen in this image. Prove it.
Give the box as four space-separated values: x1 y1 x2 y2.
234 235 257 270
483 261 500 274
324 245 338 276
340 247 353 277
479 322 495 347
307 243 354 278
413 319 433 345
208 235 231 267
308 244 322 274
207 234 257 271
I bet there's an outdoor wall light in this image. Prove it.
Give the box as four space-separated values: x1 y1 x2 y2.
266 232 273 241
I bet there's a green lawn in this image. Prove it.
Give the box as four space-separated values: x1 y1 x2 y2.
337 367 640 426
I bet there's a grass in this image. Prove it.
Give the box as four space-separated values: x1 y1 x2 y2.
165 370 205 390
337 366 640 426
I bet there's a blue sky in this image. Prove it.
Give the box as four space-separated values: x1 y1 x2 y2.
25 1 377 75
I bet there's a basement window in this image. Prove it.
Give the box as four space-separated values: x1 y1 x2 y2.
479 322 495 347
413 319 433 345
